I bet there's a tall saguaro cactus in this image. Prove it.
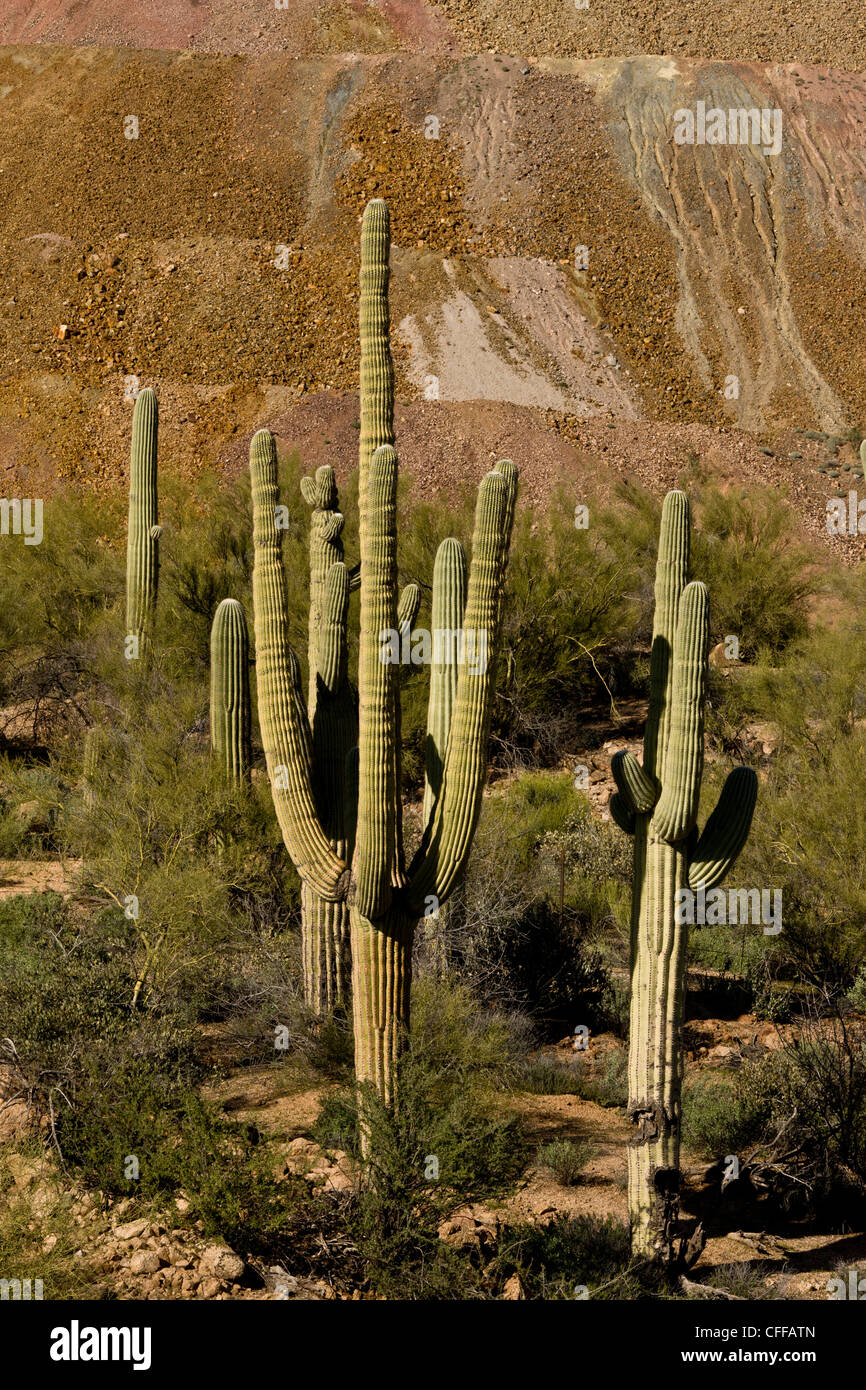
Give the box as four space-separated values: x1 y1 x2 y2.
125 388 160 650
250 199 517 1105
210 598 251 782
610 491 757 1263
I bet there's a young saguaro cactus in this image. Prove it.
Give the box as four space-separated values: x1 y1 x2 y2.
210 598 252 783
250 200 518 1105
610 491 757 1263
125 388 161 653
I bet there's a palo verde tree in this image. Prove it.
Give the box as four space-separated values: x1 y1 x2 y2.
250 199 517 1104
609 490 757 1263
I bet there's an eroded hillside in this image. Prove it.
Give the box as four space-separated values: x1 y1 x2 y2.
0 22 862 558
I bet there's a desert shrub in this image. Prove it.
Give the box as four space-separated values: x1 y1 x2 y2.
495 1214 634 1299
690 484 813 659
311 978 530 1297
847 966 866 1014
681 1074 768 1160
537 1139 595 1186
441 784 628 1031
492 492 639 761
728 618 866 994
703 1263 780 1300
518 1046 627 1107
518 1058 588 1096
684 1020 866 1215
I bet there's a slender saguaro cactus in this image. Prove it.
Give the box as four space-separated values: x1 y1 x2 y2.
210 598 251 782
610 491 757 1263
250 200 517 1106
125 388 160 650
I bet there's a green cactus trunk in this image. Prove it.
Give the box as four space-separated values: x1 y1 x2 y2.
250 199 517 1116
210 598 251 782
125 388 160 656
611 492 757 1264
350 904 413 1106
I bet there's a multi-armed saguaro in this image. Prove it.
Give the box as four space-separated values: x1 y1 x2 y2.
210 598 252 783
610 491 757 1263
125 388 161 654
250 199 517 1103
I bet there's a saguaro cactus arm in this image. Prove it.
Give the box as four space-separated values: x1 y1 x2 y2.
609 792 637 836
688 766 758 891
210 598 251 782
302 465 345 719
125 387 159 638
652 581 710 843
397 582 422 632
250 428 347 901
318 563 351 695
422 537 467 831
407 463 517 912
611 750 659 815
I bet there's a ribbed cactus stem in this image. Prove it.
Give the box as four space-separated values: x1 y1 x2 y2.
82 725 108 810
423 538 467 830
408 465 516 912
250 428 347 903
358 200 394 553
210 598 251 782
301 465 343 722
356 444 399 922
125 387 159 644
612 491 757 1263
307 561 357 1012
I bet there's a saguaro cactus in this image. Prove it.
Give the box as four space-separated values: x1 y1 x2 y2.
610 491 757 1263
210 598 251 782
125 388 160 650
250 199 517 1105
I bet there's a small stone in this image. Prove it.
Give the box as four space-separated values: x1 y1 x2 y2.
200 1245 246 1283
129 1250 162 1274
114 1218 149 1241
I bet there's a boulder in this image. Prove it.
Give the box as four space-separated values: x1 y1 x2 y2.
200 1245 245 1283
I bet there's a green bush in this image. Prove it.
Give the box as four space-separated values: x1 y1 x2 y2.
537 1139 595 1186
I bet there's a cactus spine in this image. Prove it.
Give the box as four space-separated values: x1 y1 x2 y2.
611 491 757 1263
210 598 251 782
125 388 160 650
250 200 517 1107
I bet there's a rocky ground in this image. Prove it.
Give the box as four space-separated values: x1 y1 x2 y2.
4 1019 862 1300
